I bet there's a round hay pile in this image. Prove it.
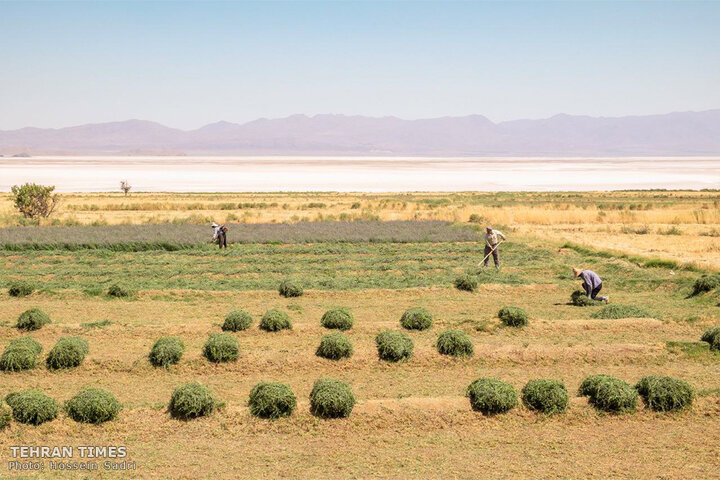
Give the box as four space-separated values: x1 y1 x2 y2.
521 379 569 414
498 306 528 327
571 290 601 307
316 332 353 360
454 274 478 292
8 281 34 298
64 388 121 424
436 329 474 357
0 345 37 372
591 304 650 319
202 333 239 363
309 378 356 419
635 376 693 412
466 378 518 415
6 390 58 425
375 330 413 362
168 382 216 420
222 310 253 332
9 337 43 355
149 337 184 368
400 307 433 331
0 400 11 430
278 279 304 298
690 274 720 296
320 308 354 330
592 378 638 413
107 283 136 298
701 326 720 351
45 337 89 370
248 382 297 419
16 308 51 331
578 374 613 399
260 309 292 332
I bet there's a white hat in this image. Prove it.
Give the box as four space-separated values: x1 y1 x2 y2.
211 222 219 228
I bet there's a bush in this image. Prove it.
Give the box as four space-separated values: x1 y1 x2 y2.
320 308 354 330
400 307 433 330
454 274 478 292
521 379 569 414
9 336 43 355
0 401 11 430
375 330 414 362
6 390 58 425
149 337 184 368
316 332 353 360
8 280 34 297
309 378 356 419
690 274 720 296
260 309 292 332
571 290 601 306
700 326 720 350
222 310 253 332
498 306 528 327
16 308 51 331
466 378 518 415
436 329 474 357
278 279 303 298
591 304 651 319
248 382 297 419
202 333 239 363
46 337 89 370
168 382 216 420
0 346 37 372
578 374 613 400
65 388 121 424
592 378 638 413
635 376 693 412
107 283 135 298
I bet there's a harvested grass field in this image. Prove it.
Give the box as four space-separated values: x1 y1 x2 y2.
1 194 719 479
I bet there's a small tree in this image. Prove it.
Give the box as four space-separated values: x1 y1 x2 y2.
120 180 131 196
11 183 59 220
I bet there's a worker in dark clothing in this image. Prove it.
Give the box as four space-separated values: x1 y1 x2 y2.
573 268 608 302
211 222 227 249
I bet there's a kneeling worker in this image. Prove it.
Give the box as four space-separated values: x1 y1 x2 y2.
482 226 506 270
573 267 609 303
211 222 228 249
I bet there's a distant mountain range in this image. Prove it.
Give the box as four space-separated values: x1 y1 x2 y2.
2 110 719 156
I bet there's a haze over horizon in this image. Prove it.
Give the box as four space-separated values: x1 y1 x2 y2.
1 1 719 130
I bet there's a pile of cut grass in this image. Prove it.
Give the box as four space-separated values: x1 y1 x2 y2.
521 379 568 415
436 329 474 357
169 382 217 420
591 304 651 319
16 308 51 331
8 280 34 297
400 307 433 331
690 273 720 296
149 337 184 368
635 376 693 412
65 388 121 424
222 310 253 332
278 279 303 298
309 378 355 419
498 306 528 327
0 337 42 372
248 382 296 419
375 330 413 362
701 326 720 351
5 390 58 425
45 337 89 370
202 333 239 363
466 378 517 415
571 290 602 307
453 274 478 292
320 308 354 330
260 309 292 332
316 332 353 360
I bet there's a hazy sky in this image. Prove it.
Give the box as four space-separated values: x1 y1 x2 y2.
1 1 719 130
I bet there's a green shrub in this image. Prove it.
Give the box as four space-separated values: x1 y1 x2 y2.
6 390 58 425
636 376 693 412
498 306 528 327
8 337 43 355
0 346 37 372
107 283 135 298
690 274 720 296
248 382 297 419
454 274 478 292
375 330 413 362
222 310 253 332
8 280 34 297
571 290 601 306
168 382 216 420
260 309 292 332
278 279 303 298
700 326 720 350
0 401 11 430
45 337 89 370
400 307 433 330
149 337 184 368
316 332 353 360
320 308 354 330
309 378 356 419
466 378 518 415
64 388 121 424
521 379 569 414
436 329 474 357
592 378 638 413
16 308 51 331
591 304 651 319
578 374 613 400
202 333 239 363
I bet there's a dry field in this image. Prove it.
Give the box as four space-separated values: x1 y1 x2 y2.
0 192 719 479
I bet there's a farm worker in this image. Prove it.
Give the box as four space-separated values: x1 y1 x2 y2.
573 268 609 303
482 226 506 269
211 222 228 249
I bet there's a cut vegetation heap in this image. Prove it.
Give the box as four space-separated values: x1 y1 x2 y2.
309 378 356 419
16 308 51 331
278 279 304 298
260 309 292 332
521 379 569 415
149 337 184 368
6 389 58 426
466 378 518 415
498 306 528 327
222 310 253 332
436 329 474 357
454 274 478 292
316 332 353 360
64 388 121 424
635 376 694 412
169 382 217 420
45 337 89 370
591 304 651 319
202 333 239 363
400 307 433 330
376 330 413 362
320 308 354 330
8 280 34 297
248 382 297 419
